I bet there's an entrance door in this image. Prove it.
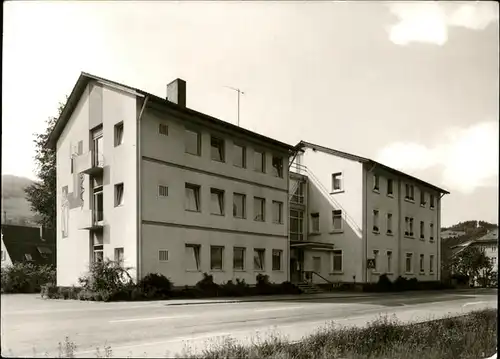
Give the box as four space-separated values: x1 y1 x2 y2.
290 258 299 283
313 256 321 273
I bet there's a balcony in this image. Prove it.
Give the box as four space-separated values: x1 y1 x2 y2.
75 150 104 176
76 209 104 230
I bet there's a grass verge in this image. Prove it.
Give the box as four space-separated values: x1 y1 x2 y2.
27 309 497 359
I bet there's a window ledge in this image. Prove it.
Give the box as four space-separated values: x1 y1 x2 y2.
186 209 201 213
211 158 225 163
330 190 345 195
329 230 344 234
272 270 284 272
254 270 265 272
386 232 394 236
254 219 265 222
186 269 201 272
211 213 225 216
420 237 425 241
405 272 414 275
420 204 426 208
330 271 344 275
372 230 380 235
114 204 124 208
387 193 394 198
430 239 435 242
405 236 415 239
404 198 415 203
430 207 435 210
234 269 246 272
386 272 394 275
309 232 321 236
234 216 246 220
419 272 426 275
210 269 224 272
373 188 380 194
273 222 284 225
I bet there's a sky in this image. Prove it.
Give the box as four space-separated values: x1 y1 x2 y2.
2 1 498 227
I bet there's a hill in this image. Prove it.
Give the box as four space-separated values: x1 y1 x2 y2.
1 174 40 225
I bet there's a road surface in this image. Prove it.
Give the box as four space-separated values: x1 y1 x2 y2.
1 290 497 358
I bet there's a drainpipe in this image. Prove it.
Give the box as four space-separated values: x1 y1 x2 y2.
397 177 402 277
136 95 149 282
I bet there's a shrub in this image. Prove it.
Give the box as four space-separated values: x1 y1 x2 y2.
78 259 133 295
195 273 220 297
138 273 173 298
377 274 393 292
220 279 252 297
1 262 55 293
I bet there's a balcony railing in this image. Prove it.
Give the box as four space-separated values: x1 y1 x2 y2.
75 151 104 176
77 209 104 230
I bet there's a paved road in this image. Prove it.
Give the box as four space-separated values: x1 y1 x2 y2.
1 290 497 358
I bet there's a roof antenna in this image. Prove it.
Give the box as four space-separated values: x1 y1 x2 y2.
224 86 245 127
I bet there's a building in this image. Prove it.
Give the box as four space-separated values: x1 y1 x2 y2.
440 229 467 240
451 228 498 272
288 141 449 285
1 224 56 268
46 73 295 287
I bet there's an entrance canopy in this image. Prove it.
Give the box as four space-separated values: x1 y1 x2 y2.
290 240 334 250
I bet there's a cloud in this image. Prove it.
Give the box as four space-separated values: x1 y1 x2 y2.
376 121 499 194
387 2 499 46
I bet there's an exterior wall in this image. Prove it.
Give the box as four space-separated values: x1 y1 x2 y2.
294 148 364 283
480 243 498 272
139 106 290 285
56 82 138 286
396 174 440 281
364 166 401 282
1 238 13 268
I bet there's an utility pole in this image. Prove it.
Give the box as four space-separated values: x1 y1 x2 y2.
224 86 245 126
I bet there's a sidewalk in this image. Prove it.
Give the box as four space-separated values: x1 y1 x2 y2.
162 288 495 306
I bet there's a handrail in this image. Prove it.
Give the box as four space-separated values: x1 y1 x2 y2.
290 162 362 235
304 270 332 284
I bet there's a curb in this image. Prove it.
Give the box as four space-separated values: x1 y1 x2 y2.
162 288 496 306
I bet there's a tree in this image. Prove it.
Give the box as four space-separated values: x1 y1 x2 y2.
25 100 66 229
451 246 493 287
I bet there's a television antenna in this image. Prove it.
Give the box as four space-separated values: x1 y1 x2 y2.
224 86 245 127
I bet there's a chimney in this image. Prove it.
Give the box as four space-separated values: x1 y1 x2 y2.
166 79 186 107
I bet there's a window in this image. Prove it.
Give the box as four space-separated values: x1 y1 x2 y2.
332 173 343 192
254 150 265 172
387 213 393 234
93 245 104 263
405 253 413 273
158 185 168 197
430 255 434 273
233 247 245 270
114 183 124 207
185 184 201 212
420 190 426 206
1 250 5 261
211 136 225 162
114 122 124 146
185 128 201 155
373 174 380 192
430 195 435 209
291 180 305 204
290 210 304 240
430 223 434 241
210 246 224 270
409 218 414 236
210 189 224 215
114 248 124 264
373 210 380 233
387 251 393 273
311 213 320 233
405 184 414 200
405 217 409 236
387 179 393 196
254 197 265 221
332 250 343 272
233 144 246 168
185 244 201 271
420 254 425 273
420 221 425 239
272 201 283 224
272 156 283 178
373 250 379 272
272 250 282 271
254 249 265 270
25 253 33 261
158 250 168 262
233 193 246 218
159 123 168 136
332 210 343 231
492 257 497 265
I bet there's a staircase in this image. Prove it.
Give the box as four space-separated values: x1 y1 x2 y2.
296 282 324 294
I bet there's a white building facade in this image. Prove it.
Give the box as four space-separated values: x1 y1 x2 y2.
288 142 449 285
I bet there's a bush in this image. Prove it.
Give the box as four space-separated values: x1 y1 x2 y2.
1 262 55 293
78 259 133 294
195 273 220 297
220 279 252 297
138 273 173 298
